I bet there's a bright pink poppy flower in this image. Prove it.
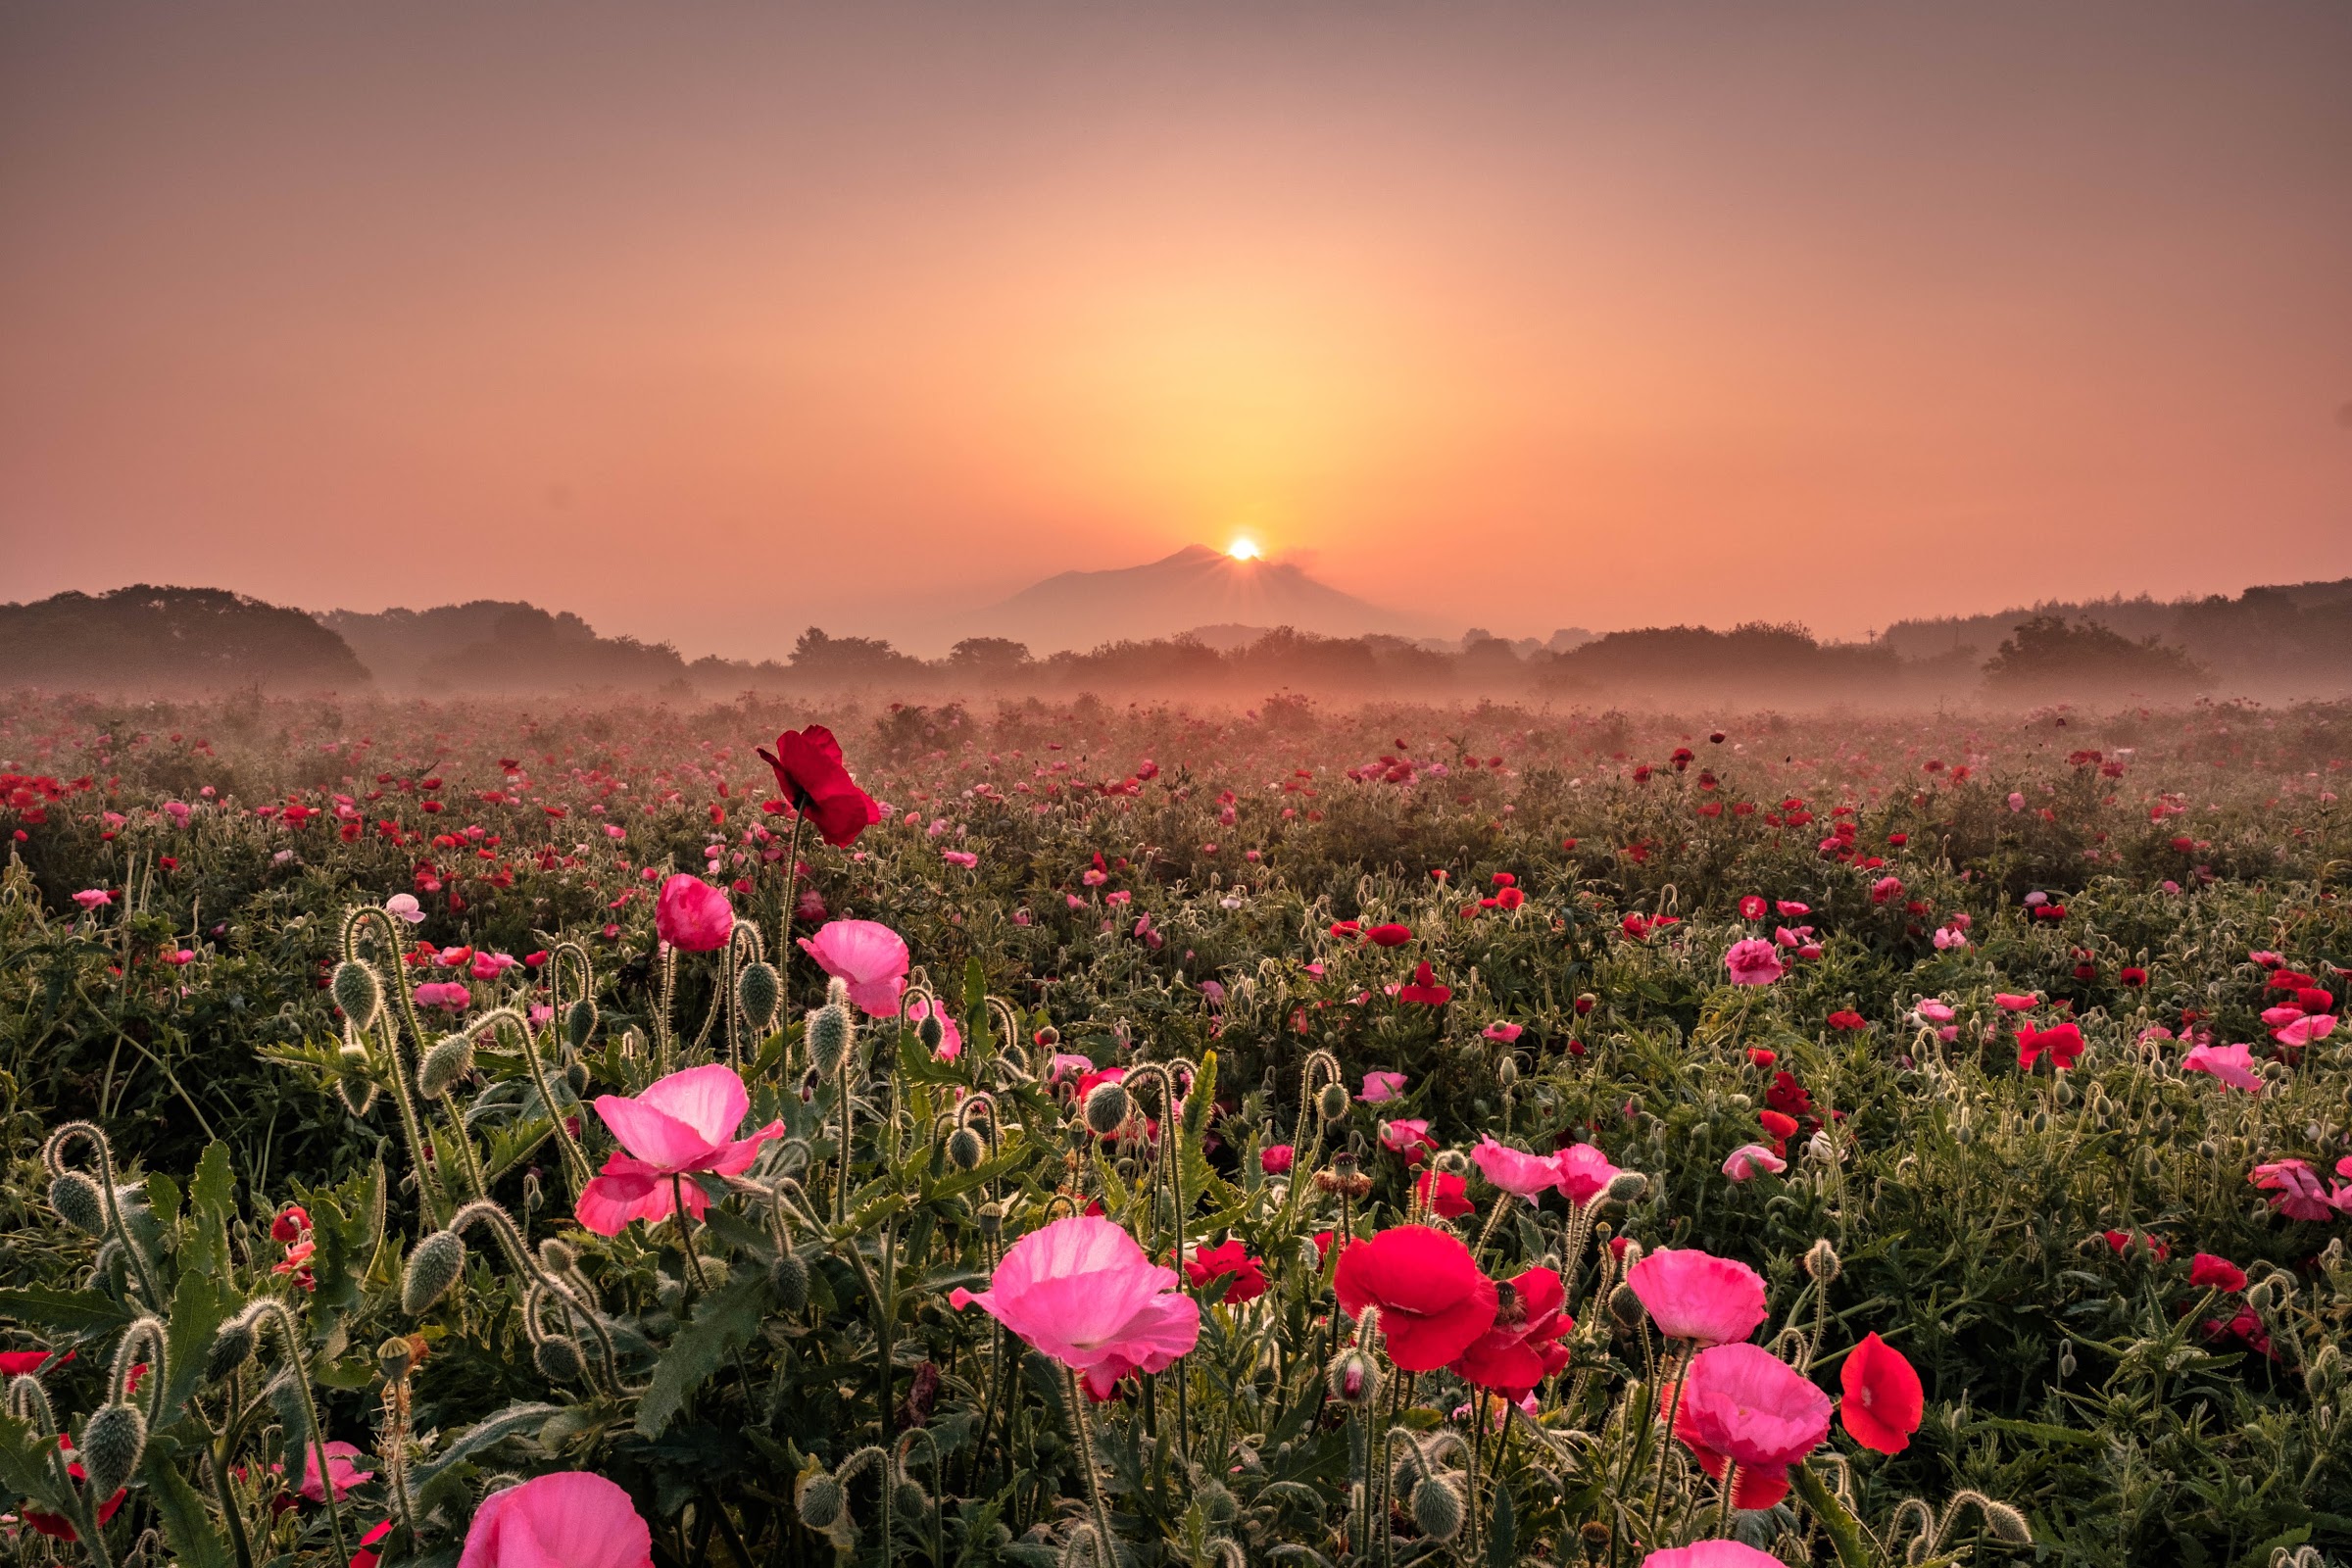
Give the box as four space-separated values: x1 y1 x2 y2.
458 1471 652 1568
798 918 910 1016
951 1215 1200 1396
2250 1158 2343 1221
1993 992 2039 1011
2181 1042 2262 1092
1472 1137 1562 1200
1677 1342 1831 1503
2274 1013 2336 1048
1722 1144 1786 1181
1627 1248 1767 1346
575 1065 784 1237
1333 1225 1497 1372
1554 1142 1622 1205
274 1440 372 1502
654 874 733 953
1838 1332 1923 1454
1723 938 1785 987
1358 1071 1408 1102
1642 1544 1786 1568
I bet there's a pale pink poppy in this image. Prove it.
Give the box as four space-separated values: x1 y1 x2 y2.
1554 1142 1623 1205
1627 1248 1767 1345
942 850 978 869
1914 999 1954 1023
655 874 733 953
1047 1053 1095 1083
798 919 910 1016
1932 927 1969 951
950 1214 1200 1396
413 981 471 1012
2248 950 2283 967
1722 1144 1786 1181
1722 938 1785 988
384 892 425 924
72 889 111 910
2181 1043 2262 1093
458 1471 652 1568
2249 1159 2336 1222
163 801 192 828
2274 1013 2336 1048
575 1064 784 1237
1471 1137 1561 1200
1358 1071 1408 1102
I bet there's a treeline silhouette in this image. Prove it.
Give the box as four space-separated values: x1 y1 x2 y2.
0 586 368 691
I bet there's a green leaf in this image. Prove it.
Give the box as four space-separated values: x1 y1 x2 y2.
141 1445 233 1568
408 1402 566 1494
634 1274 768 1438
1485 1479 1515 1568
0 1411 70 1512
161 1270 227 1417
0 1285 133 1335
145 1172 183 1231
186 1140 236 1276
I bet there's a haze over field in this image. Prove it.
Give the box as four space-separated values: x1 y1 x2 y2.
4 2 2351 661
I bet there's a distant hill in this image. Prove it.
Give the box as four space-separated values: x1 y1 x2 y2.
318 602 690 693
960 546 1432 652
0 586 369 691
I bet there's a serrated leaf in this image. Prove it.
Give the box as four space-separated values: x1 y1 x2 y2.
407 1402 566 1494
0 1285 133 1335
161 1270 227 1417
1485 1479 1515 1568
141 1446 233 1568
186 1141 236 1276
634 1275 767 1438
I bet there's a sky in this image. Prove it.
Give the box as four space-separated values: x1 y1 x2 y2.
4 1 2350 660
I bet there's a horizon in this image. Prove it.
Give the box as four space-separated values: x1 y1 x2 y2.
5 4 2351 660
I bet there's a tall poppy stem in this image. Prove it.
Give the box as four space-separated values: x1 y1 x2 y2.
774 809 807 997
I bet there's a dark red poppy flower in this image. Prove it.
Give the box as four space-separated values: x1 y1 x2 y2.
2188 1252 2246 1292
1451 1266 1573 1398
757 726 882 848
1396 961 1452 1006
2017 1020 2084 1072
1333 1225 1497 1372
1415 1169 1472 1217
1365 923 1413 947
1838 1332 1924 1454
1184 1239 1268 1304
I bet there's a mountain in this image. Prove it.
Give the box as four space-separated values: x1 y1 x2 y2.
956 545 1432 654
0 586 369 691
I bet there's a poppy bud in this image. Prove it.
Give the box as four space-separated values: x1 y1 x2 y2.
565 997 600 1051
539 1239 576 1274
521 1170 543 1215
946 1127 985 1170
331 960 383 1029
893 1480 928 1519
1325 1348 1381 1406
1433 1148 1470 1176
2057 1344 2076 1378
78 1401 146 1500
1197 1478 1239 1525
49 1172 108 1237
808 1004 854 1076
1084 1082 1131 1136
1316 1082 1350 1122
768 1251 810 1312
1410 1474 1464 1543
564 1059 590 1096
737 961 781 1032
619 1025 647 1059
417 1033 474 1100
2246 1280 2277 1313
336 1042 377 1114
1034 1025 1060 1049
1581 1521 1613 1554
205 1317 258 1383
1574 993 1596 1016
796 1470 846 1530
402 1229 467 1314
533 1336 585 1383
1607 1283 1643 1330
1496 1056 1519 1088
1605 1172 1647 1202
1803 1238 1840 1284
917 1013 945 1053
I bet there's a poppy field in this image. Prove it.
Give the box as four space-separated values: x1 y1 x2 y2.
2 688 2350 1568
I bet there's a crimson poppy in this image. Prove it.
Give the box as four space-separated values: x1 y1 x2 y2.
1415 1169 1472 1217
1450 1266 1573 1397
756 726 882 848
1184 1239 1269 1304
1333 1225 1497 1372
1838 1332 1924 1454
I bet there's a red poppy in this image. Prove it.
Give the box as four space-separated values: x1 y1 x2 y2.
1739 896 1767 920
1396 962 1452 1006
270 1204 312 1244
756 726 882 848
1838 1332 1924 1454
22 1438 126 1542
1364 923 1413 948
1333 1225 1497 1372
0 1347 67 1376
1184 1240 1268 1304
2119 966 2148 986
1758 1109 1798 1154
1415 1169 1473 1218
1826 1009 1868 1032
2188 1253 2246 1292
1765 1071 1815 1121
1450 1266 1574 1398
1329 920 1361 939
2017 1021 2084 1072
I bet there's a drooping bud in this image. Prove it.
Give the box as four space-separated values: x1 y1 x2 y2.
402 1229 467 1314
1605 1171 1647 1202
2246 1279 2277 1313
336 1042 377 1115
78 1402 147 1500
533 1337 584 1384
946 1127 985 1171
1316 1082 1350 1122
331 960 383 1029
917 1012 945 1053
1033 1024 1060 1049
893 1479 928 1519
417 1033 475 1099
538 1239 577 1274
796 1469 846 1530
49 1172 108 1237
1084 1082 1131 1137
1410 1473 1464 1542
737 962 781 1033
768 1251 810 1312
564 1060 590 1096
1496 1055 1520 1088
203 1317 258 1383
565 997 600 1052
808 1004 854 1076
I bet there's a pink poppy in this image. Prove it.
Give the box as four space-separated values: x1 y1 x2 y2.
1381 1118 1437 1157
1838 1332 1923 1454
2181 1042 2262 1093
1554 1142 1622 1205
1358 1071 1408 1102
1472 1137 1562 1200
798 919 910 1016
1482 1021 1524 1044
1722 938 1785 988
1259 1143 1295 1176
2017 1020 2083 1072
942 850 978 869
72 889 112 910
1993 993 2039 1012
1677 1342 1831 1503
384 893 425 924
2250 1158 2342 1222
2274 1013 2336 1048
655 874 733 953
1722 1144 1786 1182
1642 1544 1787 1568
413 981 471 1012
951 1215 1200 1397
458 1472 652 1568
1914 999 1954 1023
274 1440 371 1502
575 1064 784 1237
1627 1248 1767 1346
1332 1225 1497 1372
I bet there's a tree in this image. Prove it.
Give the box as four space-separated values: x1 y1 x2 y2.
1982 616 2205 698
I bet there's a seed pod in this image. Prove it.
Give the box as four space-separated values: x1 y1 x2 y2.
1316 1082 1350 1122
49 1172 108 1237
737 962 780 1033
808 1004 854 1076
377 1337 419 1381
976 1201 1004 1239
402 1229 467 1314
946 1127 985 1171
1410 1474 1464 1543
336 1043 378 1115
796 1470 846 1530
204 1318 258 1383
565 997 600 1052
768 1251 810 1312
417 1033 475 1099
533 1337 584 1384
1084 1082 1131 1136
331 960 383 1029
917 1012 945 1053
78 1402 147 1500
1605 1171 1648 1202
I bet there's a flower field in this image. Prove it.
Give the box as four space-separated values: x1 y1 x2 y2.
2 689 2350 1567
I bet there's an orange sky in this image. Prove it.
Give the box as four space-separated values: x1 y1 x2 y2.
4 2 2350 658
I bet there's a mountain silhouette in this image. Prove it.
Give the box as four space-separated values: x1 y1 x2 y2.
960 545 1430 653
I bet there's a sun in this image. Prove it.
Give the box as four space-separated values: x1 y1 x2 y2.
1226 537 1261 562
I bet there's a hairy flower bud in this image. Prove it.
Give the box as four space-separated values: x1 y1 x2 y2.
564 1060 590 1096
49 1172 108 1238
737 961 781 1033
565 997 600 1052
78 1402 146 1500
204 1318 258 1383
1316 1082 1351 1122
768 1251 810 1312
1084 1082 1131 1137
946 1127 985 1171
402 1229 467 1315
1410 1474 1464 1542
331 960 383 1030
808 1004 854 1076
1803 1238 1841 1284
893 1479 928 1520
336 1042 377 1115
917 1012 945 1053
1325 1348 1382 1407
1605 1171 1647 1202
533 1336 584 1384
796 1470 846 1530
417 1033 475 1100
2056 1343 2076 1378
1496 1055 1520 1088
538 1238 577 1274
